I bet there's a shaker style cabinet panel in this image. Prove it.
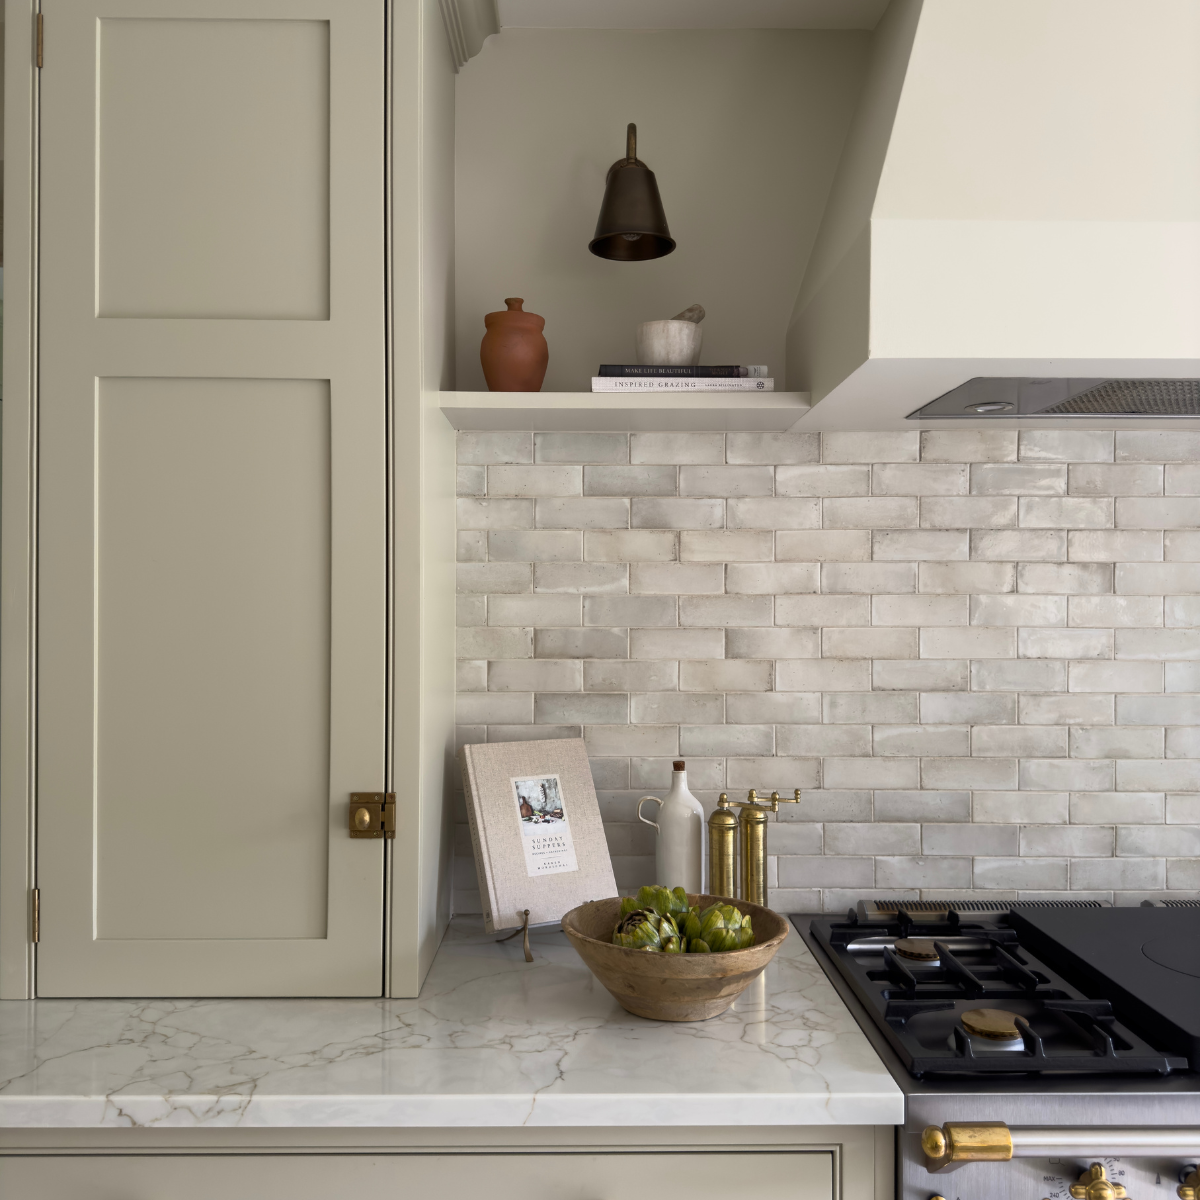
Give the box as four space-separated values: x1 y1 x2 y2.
0 1151 836 1200
34 0 388 995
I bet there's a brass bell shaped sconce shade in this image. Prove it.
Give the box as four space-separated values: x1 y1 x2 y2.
589 124 676 261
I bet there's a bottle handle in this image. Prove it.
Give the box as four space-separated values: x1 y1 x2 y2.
636 796 662 830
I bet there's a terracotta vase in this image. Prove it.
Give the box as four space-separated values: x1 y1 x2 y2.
480 298 548 392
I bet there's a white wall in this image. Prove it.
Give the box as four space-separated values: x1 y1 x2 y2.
453 28 869 392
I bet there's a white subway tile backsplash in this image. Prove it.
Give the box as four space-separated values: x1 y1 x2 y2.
1019 430 1113 462
679 595 772 627
727 627 819 658
920 497 1017 528
488 530 581 561
823 562 917 593
971 594 1066 626
457 626 532 659
534 628 627 659
680 530 773 561
777 658 871 691
679 465 774 497
874 594 969 626
679 659 772 691
972 530 1066 561
823 431 919 463
971 659 1066 691
534 432 627 463
453 430 1200 912
457 431 532 464
490 594 581 627
457 497 536 529
822 627 918 659
1019 497 1113 529
920 561 1015 593
1070 727 1164 759
972 464 1067 496
873 530 969 561
727 563 820 594
920 429 1017 463
536 498 629 529
630 628 723 660
777 724 872 756
632 498 724 530
872 464 968 495
630 562 723 594
779 530 871 562
824 497 918 529
489 659 581 691
1068 596 1163 627
583 595 674 627
1068 463 1163 496
726 432 819 464
584 531 677 563
584 465 677 496
630 432 724 464
534 562 627 593
727 498 820 529
776 464 870 496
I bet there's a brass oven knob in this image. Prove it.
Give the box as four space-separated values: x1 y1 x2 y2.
1178 1167 1199 1200
1070 1164 1127 1200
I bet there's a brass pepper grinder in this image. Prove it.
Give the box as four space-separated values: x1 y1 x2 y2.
707 789 800 905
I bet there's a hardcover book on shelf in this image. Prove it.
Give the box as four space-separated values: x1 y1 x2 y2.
598 364 769 378
459 737 617 933
591 377 774 392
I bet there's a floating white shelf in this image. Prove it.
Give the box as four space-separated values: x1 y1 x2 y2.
438 390 813 432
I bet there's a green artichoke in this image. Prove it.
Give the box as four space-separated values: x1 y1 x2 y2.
688 938 711 953
618 895 641 921
661 934 683 954
634 884 690 918
612 908 662 950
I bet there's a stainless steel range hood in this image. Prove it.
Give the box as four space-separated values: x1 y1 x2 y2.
910 378 1200 419
785 0 1200 430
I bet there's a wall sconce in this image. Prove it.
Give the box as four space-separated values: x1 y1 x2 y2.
588 124 675 261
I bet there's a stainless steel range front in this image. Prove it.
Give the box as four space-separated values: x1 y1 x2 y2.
794 902 1200 1200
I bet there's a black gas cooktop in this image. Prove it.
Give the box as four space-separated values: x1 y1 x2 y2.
805 901 1193 1078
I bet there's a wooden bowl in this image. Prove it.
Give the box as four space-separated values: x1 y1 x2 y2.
560 894 789 1022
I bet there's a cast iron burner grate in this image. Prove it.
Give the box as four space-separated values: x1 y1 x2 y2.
805 906 1187 1078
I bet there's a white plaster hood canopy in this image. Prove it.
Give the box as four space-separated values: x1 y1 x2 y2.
786 0 1200 428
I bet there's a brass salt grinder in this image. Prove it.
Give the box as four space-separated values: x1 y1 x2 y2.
707 789 800 905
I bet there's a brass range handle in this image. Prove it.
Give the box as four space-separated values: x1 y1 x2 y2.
1070 1164 1127 1200
922 1122 1013 1171
1178 1168 1199 1200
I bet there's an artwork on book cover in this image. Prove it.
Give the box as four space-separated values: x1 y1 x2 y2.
459 738 616 932
512 774 578 876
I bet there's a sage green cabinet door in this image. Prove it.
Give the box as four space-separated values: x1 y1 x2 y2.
0 1152 836 1200
35 1 387 996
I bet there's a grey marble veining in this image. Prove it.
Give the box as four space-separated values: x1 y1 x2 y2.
0 918 901 1129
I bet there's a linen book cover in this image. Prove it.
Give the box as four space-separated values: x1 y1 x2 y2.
459 738 617 933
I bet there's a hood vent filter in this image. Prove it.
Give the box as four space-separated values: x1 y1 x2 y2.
1039 380 1200 415
910 378 1200 419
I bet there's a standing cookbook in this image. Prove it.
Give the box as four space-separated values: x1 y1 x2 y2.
459 738 617 933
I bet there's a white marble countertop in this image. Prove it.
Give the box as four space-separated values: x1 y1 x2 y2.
0 918 902 1129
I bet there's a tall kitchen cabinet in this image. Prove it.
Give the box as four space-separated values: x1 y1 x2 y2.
0 0 458 997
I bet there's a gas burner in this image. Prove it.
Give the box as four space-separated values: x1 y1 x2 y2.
804 904 1188 1077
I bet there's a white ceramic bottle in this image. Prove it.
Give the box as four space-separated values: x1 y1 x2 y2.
637 760 705 894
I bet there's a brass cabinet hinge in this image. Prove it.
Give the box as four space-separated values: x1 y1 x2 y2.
348 793 395 839
36 14 43 68
32 889 40 943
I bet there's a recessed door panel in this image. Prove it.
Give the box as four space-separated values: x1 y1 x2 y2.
98 18 330 320
36 0 386 997
95 378 331 941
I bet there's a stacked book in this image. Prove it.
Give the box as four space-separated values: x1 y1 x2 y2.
591 365 773 392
